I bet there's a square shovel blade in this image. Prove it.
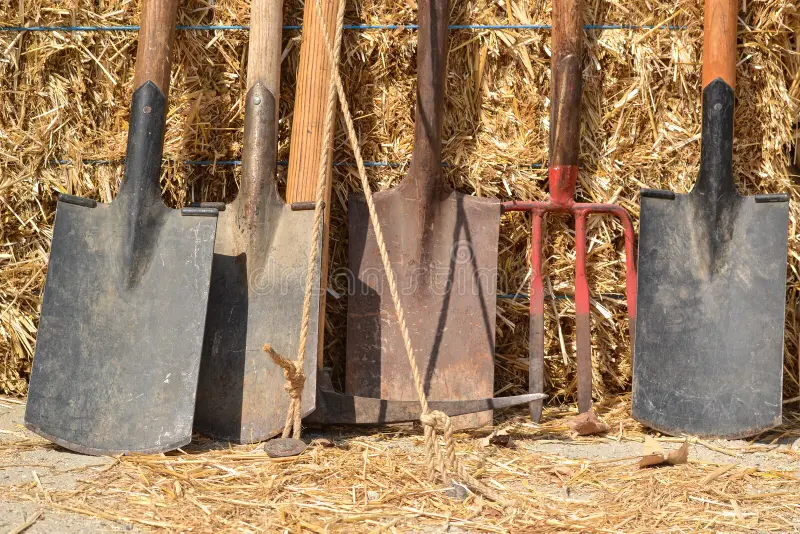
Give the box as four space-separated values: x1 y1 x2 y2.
25 84 218 455
632 80 789 438
25 201 217 454
347 187 501 429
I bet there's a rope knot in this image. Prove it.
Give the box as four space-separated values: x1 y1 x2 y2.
420 410 447 429
264 344 306 438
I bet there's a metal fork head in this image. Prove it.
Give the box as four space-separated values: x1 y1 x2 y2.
502 166 637 420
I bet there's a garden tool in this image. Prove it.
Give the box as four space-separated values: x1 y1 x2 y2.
632 0 789 438
286 0 340 371
306 376 546 425
24 0 219 455
192 0 321 444
282 0 541 429
346 0 503 430
502 0 637 421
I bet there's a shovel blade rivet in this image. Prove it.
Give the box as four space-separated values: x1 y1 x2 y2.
143 106 152 114
254 96 262 105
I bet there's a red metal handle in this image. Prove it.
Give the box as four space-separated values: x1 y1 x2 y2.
702 0 737 88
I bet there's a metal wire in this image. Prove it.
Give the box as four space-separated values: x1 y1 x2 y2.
50 158 545 169
0 23 687 32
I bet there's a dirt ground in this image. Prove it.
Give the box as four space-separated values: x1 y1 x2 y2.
2 396 799 532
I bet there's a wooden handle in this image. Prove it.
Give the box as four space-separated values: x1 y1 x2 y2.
133 0 180 96
286 0 339 203
702 0 737 88
248 0 284 100
286 0 341 367
410 0 449 179
549 0 583 167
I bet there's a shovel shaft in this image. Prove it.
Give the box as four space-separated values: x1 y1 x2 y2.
238 0 284 226
408 0 449 192
702 0 737 88
550 0 582 169
119 0 180 208
286 0 341 369
133 0 179 95
248 0 283 103
286 0 339 204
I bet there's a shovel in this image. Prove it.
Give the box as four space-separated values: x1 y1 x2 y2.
283 0 543 429
192 0 321 444
346 0 502 429
631 0 790 438
24 0 219 455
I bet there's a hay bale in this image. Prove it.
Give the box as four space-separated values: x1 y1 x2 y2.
0 0 798 405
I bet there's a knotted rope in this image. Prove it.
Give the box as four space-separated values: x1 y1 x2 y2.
264 0 347 440
311 0 510 504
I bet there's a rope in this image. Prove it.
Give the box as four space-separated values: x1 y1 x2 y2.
311 0 512 505
264 0 347 440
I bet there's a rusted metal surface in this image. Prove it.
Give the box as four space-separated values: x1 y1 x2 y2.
346 0 501 430
192 83 320 444
501 0 637 422
306 374 546 425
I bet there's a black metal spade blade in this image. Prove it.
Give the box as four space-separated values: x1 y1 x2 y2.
632 79 789 438
24 83 218 455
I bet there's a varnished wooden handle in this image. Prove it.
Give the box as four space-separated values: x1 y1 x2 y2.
702 0 737 88
549 0 583 167
248 0 284 103
286 0 341 367
286 0 339 203
133 0 180 95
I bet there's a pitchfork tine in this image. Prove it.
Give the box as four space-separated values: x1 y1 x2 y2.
529 213 546 421
501 0 637 421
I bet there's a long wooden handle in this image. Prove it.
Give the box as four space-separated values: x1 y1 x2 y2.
702 0 737 88
286 0 339 203
286 0 341 367
133 0 180 96
549 0 582 167
410 0 448 180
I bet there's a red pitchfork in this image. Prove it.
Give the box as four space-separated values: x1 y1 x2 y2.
502 0 637 421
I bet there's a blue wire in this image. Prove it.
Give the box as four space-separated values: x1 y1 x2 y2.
51 159 546 169
498 293 626 300
0 23 687 32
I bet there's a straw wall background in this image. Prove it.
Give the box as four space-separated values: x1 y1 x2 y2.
0 0 798 407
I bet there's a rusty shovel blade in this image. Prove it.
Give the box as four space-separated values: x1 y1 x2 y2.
346 0 501 430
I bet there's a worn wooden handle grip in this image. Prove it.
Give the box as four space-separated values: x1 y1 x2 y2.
286 0 339 203
702 0 737 88
133 0 180 95
549 0 583 167
248 0 284 100
411 0 449 171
